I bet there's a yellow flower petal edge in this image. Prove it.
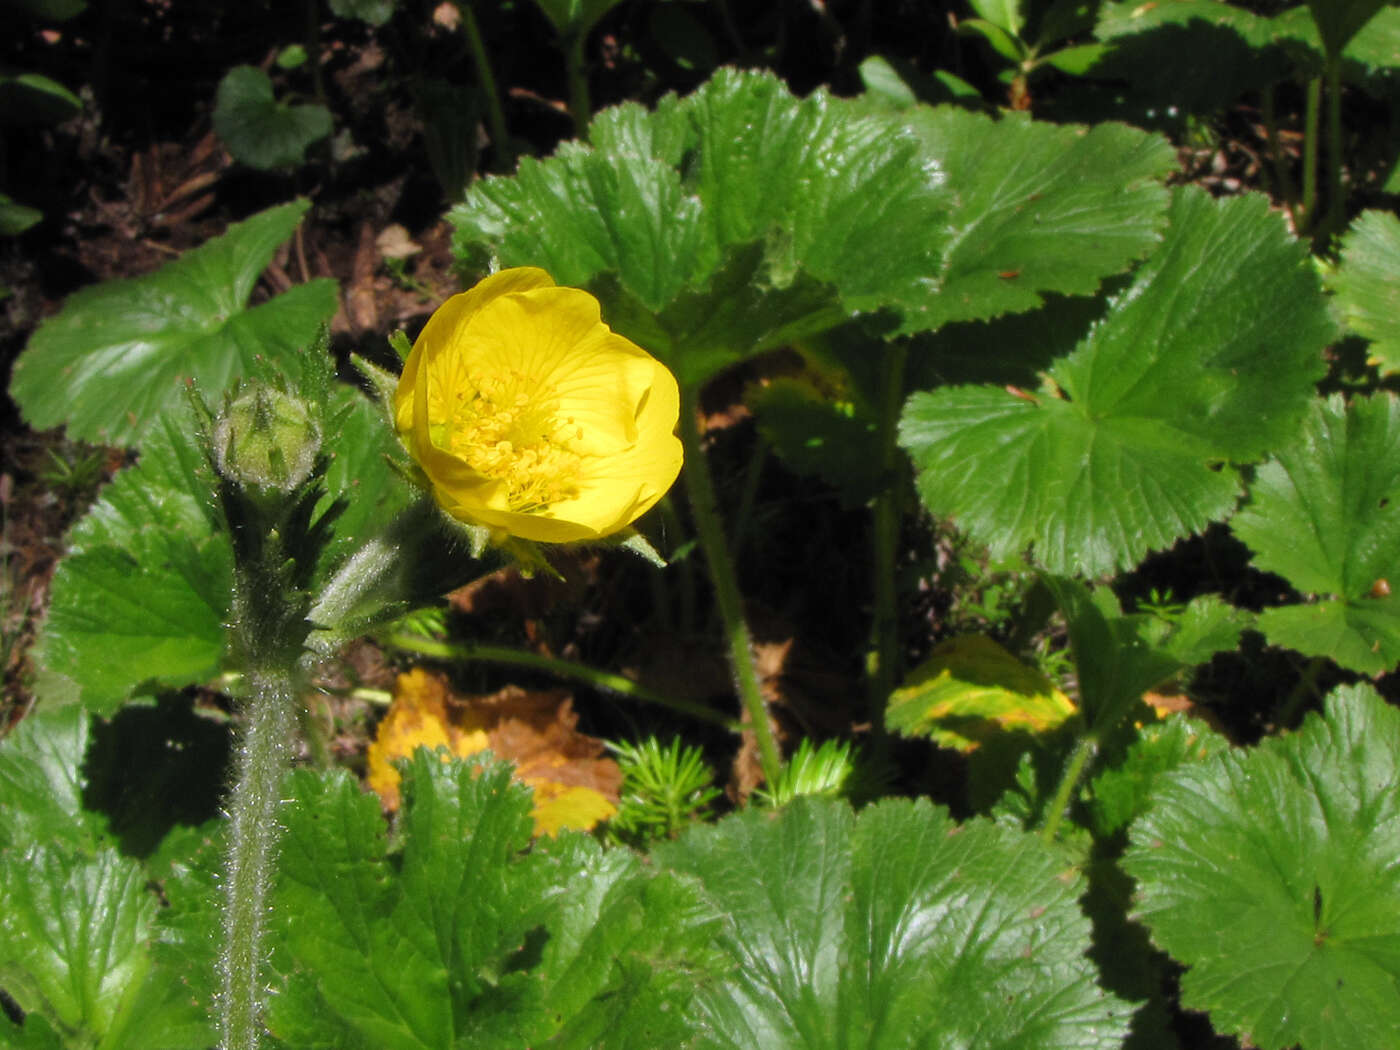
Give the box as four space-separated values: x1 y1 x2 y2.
395 268 683 543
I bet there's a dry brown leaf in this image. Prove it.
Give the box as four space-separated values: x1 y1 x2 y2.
366 669 620 835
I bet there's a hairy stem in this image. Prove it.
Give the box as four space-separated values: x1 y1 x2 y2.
220 666 298 1050
678 386 784 788
1040 732 1097 846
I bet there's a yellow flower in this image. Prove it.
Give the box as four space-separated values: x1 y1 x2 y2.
395 268 683 543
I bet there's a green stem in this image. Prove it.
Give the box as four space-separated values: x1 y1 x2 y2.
678 386 785 788
1260 83 1298 225
1324 56 1344 241
458 0 513 170
220 666 298 1050
1277 655 1326 729
1040 732 1096 846
386 632 739 730
565 31 591 138
1300 75 1322 233
866 343 908 754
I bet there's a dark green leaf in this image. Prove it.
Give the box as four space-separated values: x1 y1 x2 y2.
213 66 333 171
0 192 43 235
1308 0 1389 58
0 71 81 126
36 412 232 713
328 0 395 25
1125 683 1400 1050
9 200 337 445
900 189 1333 576
1087 715 1228 837
1331 210 1400 375
1045 577 1182 733
656 796 1128 1049
1232 394 1400 674
899 108 1173 331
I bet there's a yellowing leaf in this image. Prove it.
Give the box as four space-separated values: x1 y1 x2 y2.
525 781 618 837
885 635 1076 751
366 668 621 836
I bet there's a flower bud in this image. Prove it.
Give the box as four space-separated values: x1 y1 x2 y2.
214 384 321 493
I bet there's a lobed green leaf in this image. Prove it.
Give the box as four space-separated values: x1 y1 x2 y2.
900 188 1333 576
656 795 1129 1049
1232 393 1400 674
1125 683 1400 1050
8 200 337 446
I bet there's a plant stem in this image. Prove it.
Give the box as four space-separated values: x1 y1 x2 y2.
1040 732 1096 846
565 31 591 138
1260 84 1299 226
457 0 513 170
1324 56 1344 240
385 632 740 731
866 343 908 755
220 666 298 1050
1277 654 1326 729
1300 75 1322 233
678 386 784 788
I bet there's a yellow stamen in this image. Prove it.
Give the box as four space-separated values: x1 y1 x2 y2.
440 369 583 511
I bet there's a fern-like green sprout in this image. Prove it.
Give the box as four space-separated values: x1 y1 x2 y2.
607 737 720 844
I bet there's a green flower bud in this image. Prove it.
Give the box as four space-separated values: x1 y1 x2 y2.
214 384 320 493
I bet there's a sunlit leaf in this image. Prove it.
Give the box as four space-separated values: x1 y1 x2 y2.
1331 209 1400 375
1232 393 1400 674
656 795 1130 1049
886 634 1076 751
9 200 337 445
900 188 1333 576
1125 683 1400 1050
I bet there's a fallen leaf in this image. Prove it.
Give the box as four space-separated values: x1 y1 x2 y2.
367 668 620 835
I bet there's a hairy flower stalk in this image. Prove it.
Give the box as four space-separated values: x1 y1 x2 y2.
201 382 336 1050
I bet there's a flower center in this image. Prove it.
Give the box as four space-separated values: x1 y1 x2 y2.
441 369 584 512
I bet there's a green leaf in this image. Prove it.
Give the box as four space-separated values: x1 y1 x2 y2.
454 139 712 314
959 17 1028 62
0 70 81 126
0 845 156 1042
897 108 1174 331
213 66 333 171
9 199 337 445
0 703 96 851
529 833 724 1050
266 753 717 1049
529 0 624 37
656 796 1129 1049
36 411 233 713
1331 209 1400 375
1125 683 1400 1050
1087 714 1228 837
968 0 1025 37
0 191 43 235
1045 578 1183 734
314 384 414 575
1091 1 1297 113
1232 393 1400 674
900 188 1333 576
1308 0 1390 59
886 634 1076 750
328 0 395 25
